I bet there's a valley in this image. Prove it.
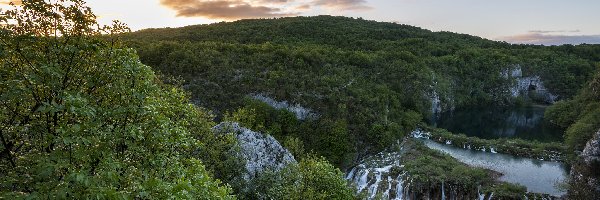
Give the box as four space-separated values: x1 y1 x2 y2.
1 1 599 199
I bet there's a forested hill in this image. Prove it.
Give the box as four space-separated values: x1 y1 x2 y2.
125 15 501 49
123 16 600 167
124 15 599 101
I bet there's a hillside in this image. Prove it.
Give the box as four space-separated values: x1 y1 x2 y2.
124 16 599 165
3 1 600 198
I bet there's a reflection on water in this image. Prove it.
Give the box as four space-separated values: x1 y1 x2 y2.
422 139 567 196
433 105 564 142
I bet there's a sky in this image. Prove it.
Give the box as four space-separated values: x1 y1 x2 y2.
3 0 600 45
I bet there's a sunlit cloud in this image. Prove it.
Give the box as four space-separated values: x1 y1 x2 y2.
159 0 298 20
498 33 600 45
0 0 21 5
295 4 311 10
159 0 371 20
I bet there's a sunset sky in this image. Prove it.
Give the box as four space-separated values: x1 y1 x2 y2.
4 0 600 45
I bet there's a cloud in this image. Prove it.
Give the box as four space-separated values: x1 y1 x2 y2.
295 4 311 10
258 0 293 4
528 29 581 34
160 0 371 20
312 0 371 10
498 33 600 45
0 0 21 5
160 0 298 20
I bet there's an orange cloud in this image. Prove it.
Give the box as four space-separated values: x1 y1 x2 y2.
0 0 21 5
295 4 310 10
160 0 298 20
160 0 371 20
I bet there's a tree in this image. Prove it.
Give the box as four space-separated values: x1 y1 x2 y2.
0 0 232 198
252 157 357 200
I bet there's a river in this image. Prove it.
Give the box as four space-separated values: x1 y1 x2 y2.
421 139 567 196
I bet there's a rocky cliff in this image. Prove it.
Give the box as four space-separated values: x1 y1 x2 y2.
569 129 600 199
213 122 296 181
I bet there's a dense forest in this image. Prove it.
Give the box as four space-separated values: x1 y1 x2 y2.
123 15 600 165
124 15 600 199
2 0 600 199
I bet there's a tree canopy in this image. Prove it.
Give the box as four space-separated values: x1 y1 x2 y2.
0 0 232 198
123 15 600 166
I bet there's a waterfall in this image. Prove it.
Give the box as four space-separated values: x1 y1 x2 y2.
431 89 442 115
411 129 431 139
490 147 497 153
346 167 356 180
345 147 405 199
478 187 486 200
356 168 370 192
383 176 392 199
368 173 382 199
394 174 404 200
441 182 446 200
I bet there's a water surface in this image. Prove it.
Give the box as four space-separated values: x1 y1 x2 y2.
422 139 567 196
433 105 564 142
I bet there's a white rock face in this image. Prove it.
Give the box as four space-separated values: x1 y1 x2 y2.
213 122 296 181
251 93 318 120
503 65 558 103
582 129 600 164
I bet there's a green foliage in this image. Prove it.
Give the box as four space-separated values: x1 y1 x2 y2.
0 1 232 198
403 140 492 190
225 98 353 166
545 100 579 128
547 71 600 152
564 106 600 151
485 182 527 199
122 16 599 166
283 136 305 159
250 157 356 200
545 69 600 197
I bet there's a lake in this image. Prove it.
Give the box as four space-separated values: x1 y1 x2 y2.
432 105 564 142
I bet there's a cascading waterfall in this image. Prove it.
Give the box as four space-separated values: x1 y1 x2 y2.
382 176 392 199
430 89 442 115
478 187 486 200
441 182 445 200
395 174 404 200
345 146 406 200
350 130 565 199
